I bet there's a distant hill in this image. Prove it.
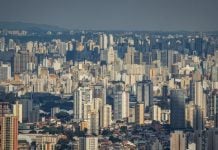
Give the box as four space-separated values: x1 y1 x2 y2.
0 21 68 32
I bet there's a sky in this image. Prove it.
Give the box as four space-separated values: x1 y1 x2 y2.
0 0 218 31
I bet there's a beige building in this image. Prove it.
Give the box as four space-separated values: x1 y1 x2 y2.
170 131 186 150
79 136 98 150
135 103 144 125
13 101 22 123
100 104 112 128
0 103 18 150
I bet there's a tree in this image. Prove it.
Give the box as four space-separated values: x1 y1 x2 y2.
55 111 71 123
120 126 127 133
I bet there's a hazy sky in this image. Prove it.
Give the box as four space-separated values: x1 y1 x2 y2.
0 0 218 31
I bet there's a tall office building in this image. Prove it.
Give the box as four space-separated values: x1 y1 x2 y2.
207 128 218 150
79 136 98 150
135 102 144 125
162 85 168 101
74 86 93 122
160 51 168 66
51 107 60 118
194 81 206 119
8 39 15 50
210 91 218 128
0 37 5 51
93 84 106 104
189 80 195 101
124 47 136 64
0 63 11 81
113 91 129 121
215 50 218 65
152 104 162 122
13 101 22 123
211 66 218 81
0 102 18 150
20 99 33 123
167 50 175 73
107 46 115 64
88 111 99 135
170 131 186 150
170 89 186 130
108 34 114 46
186 102 203 130
195 37 203 56
13 51 36 74
136 80 153 110
99 34 108 50
30 105 40 123
100 104 112 128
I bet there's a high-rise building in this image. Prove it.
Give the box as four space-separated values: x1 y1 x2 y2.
13 51 36 74
100 104 112 128
20 99 33 123
0 102 18 150
0 63 11 81
135 102 144 125
113 91 129 121
51 107 60 118
124 47 136 64
74 86 93 122
88 111 99 135
195 37 203 56
160 51 168 67
167 50 176 73
170 89 186 130
107 46 115 64
211 66 218 81
30 105 40 123
162 85 168 101
210 91 218 128
207 128 218 150
108 34 114 46
136 80 153 110
194 81 206 119
215 50 218 65
79 136 98 150
0 37 5 51
8 39 15 50
99 34 108 50
170 131 186 150
13 101 22 123
152 104 162 122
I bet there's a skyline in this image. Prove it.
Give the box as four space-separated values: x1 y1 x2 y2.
0 0 218 31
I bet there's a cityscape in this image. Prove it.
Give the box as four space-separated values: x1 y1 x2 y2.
0 0 218 150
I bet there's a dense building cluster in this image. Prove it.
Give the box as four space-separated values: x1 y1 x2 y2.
0 30 218 149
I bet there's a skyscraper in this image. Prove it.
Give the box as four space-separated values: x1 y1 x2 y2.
108 34 114 46
13 101 22 123
194 81 206 120
0 37 5 51
20 99 33 123
74 86 93 122
136 80 153 110
113 91 129 121
195 37 203 56
99 34 108 50
207 128 218 150
170 89 186 130
100 104 112 128
13 51 36 74
135 102 144 125
0 63 11 81
0 102 18 150
170 131 186 150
